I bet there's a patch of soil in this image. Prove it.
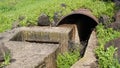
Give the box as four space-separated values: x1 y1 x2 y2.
105 37 120 61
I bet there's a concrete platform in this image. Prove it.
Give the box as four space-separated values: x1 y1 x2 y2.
0 26 75 68
5 42 59 68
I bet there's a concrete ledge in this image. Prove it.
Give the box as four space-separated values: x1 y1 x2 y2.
0 26 74 68
1 27 73 53
5 41 59 68
71 31 97 68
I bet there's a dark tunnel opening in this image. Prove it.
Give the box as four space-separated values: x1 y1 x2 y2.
57 14 98 56
57 14 97 42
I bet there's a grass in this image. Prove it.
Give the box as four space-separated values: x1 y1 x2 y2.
1 0 120 68
56 51 80 68
95 24 120 68
0 0 115 32
0 52 11 67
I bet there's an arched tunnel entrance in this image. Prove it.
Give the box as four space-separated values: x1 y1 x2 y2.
56 9 98 55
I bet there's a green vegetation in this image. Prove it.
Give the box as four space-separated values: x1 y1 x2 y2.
1 0 120 68
56 51 80 68
0 0 114 32
96 45 120 68
95 24 120 68
0 52 11 67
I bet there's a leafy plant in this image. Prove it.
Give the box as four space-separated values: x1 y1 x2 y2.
0 52 11 67
96 46 120 68
56 51 80 68
95 24 120 68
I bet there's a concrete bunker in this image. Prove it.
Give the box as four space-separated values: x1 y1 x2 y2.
0 9 98 68
57 9 98 55
57 9 98 46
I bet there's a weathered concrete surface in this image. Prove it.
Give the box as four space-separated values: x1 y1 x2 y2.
71 31 97 68
10 27 73 53
0 26 75 68
4 41 59 68
59 24 82 52
59 24 80 44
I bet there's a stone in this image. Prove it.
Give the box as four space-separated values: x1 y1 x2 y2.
99 15 110 25
108 22 120 31
105 37 120 61
38 14 51 26
107 10 120 31
114 0 120 8
53 12 62 24
115 10 120 22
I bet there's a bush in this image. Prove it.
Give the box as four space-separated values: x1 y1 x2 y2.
95 24 120 68
56 51 80 68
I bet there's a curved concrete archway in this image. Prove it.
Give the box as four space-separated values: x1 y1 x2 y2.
57 9 98 51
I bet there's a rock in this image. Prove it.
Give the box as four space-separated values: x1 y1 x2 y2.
0 43 11 62
60 3 67 8
105 37 120 61
115 10 120 22
107 10 120 31
53 12 62 24
114 0 120 8
108 22 120 31
101 3 120 30
99 15 110 25
38 14 51 26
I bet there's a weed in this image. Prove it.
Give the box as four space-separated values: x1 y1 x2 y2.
56 51 80 68
95 24 120 68
0 52 11 67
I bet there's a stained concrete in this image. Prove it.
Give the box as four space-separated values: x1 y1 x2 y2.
0 26 75 68
71 31 97 68
10 27 74 53
5 42 59 68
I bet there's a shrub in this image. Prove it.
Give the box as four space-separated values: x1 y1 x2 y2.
56 51 80 68
0 52 11 67
95 24 120 68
